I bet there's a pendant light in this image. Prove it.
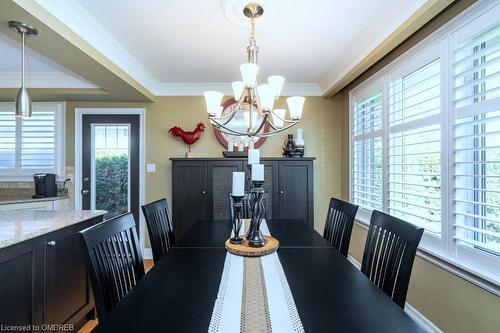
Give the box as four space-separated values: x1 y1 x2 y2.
8 21 38 118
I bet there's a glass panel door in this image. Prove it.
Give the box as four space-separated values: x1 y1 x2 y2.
91 124 130 219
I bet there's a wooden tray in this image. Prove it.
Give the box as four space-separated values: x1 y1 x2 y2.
225 235 279 257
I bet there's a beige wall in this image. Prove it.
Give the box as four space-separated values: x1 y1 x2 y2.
339 1 500 332
65 96 343 236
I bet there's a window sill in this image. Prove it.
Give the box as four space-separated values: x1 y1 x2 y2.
353 218 500 296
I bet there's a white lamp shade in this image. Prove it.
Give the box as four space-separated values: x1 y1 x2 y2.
232 81 245 100
287 96 305 120
204 91 224 117
257 84 276 111
268 75 285 97
240 63 259 87
271 109 286 128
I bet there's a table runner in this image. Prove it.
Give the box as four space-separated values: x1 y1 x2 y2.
208 220 305 333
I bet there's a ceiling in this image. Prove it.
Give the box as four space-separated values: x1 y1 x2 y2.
33 0 429 96
0 31 98 89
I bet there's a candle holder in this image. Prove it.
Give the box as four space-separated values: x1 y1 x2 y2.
229 195 244 244
248 180 266 247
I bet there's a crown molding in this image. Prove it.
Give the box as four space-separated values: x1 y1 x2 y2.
153 82 323 96
0 71 99 89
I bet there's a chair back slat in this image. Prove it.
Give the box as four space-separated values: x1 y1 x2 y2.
79 213 145 320
322 198 358 256
361 210 424 308
142 198 175 263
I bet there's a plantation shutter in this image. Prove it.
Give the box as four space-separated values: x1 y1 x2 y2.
388 58 442 234
21 107 56 171
0 106 16 171
352 90 383 210
453 20 500 255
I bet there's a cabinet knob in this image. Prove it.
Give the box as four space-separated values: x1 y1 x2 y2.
201 190 206 194
279 190 284 194
47 241 56 247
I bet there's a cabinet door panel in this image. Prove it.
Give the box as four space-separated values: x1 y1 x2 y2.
278 161 314 226
44 220 97 326
0 239 43 330
208 160 244 221
172 162 207 238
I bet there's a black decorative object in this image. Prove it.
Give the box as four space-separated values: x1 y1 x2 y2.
223 151 248 158
283 134 304 158
229 195 244 244
248 180 266 247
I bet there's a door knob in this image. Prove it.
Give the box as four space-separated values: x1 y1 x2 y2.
201 190 206 194
47 241 56 247
279 190 284 194
81 189 90 196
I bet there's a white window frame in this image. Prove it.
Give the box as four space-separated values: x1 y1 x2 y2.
349 0 500 293
0 102 65 181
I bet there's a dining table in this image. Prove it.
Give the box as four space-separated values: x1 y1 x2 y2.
92 219 424 332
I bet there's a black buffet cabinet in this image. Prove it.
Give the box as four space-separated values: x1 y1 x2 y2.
171 157 314 238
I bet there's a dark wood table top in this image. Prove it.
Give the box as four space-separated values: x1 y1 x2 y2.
93 220 424 332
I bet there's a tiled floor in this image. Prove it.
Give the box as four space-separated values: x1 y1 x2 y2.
77 259 154 333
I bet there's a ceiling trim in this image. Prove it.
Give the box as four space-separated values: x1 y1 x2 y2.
320 0 454 97
153 82 323 97
0 71 99 88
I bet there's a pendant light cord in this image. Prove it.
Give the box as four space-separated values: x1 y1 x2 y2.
21 32 25 87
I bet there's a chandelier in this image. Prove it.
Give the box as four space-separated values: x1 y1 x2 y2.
203 3 305 138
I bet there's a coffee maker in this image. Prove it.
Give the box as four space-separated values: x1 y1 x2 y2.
33 173 57 198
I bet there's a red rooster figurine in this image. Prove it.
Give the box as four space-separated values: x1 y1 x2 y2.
168 122 205 157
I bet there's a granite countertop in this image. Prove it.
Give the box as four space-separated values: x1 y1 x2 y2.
0 210 106 250
0 194 69 205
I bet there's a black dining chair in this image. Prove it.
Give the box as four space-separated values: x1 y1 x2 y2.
322 197 358 257
361 210 424 308
79 213 145 321
141 198 175 263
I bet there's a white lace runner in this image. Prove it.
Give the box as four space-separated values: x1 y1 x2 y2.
208 220 305 333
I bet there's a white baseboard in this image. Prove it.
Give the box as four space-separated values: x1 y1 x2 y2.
142 247 153 260
347 255 442 333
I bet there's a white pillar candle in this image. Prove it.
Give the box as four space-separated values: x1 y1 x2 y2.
249 140 255 149
238 141 244 152
251 164 264 181
248 148 260 165
227 138 234 152
232 172 245 196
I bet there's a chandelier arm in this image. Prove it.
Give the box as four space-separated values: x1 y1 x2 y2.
209 118 249 137
254 122 300 138
249 113 269 136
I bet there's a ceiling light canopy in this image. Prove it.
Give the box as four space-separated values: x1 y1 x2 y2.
204 2 305 138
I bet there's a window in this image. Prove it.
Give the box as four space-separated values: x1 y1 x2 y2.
350 2 500 283
389 58 442 234
453 20 500 258
0 102 64 178
352 91 384 211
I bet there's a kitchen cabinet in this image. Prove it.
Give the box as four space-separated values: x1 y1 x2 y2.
0 213 103 332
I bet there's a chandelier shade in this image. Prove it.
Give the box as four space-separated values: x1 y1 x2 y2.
271 109 286 128
204 3 305 138
232 81 245 100
287 96 305 120
240 63 259 88
257 84 275 111
204 91 224 117
268 75 285 97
